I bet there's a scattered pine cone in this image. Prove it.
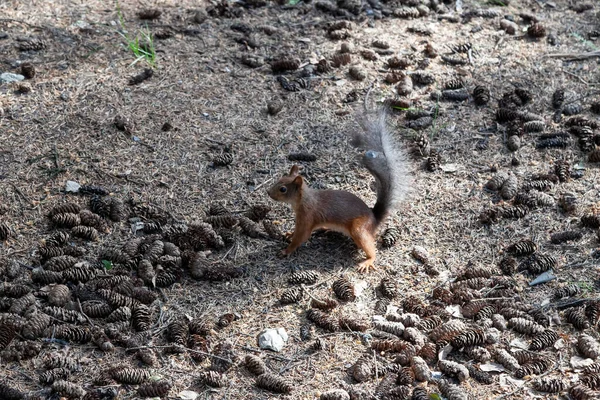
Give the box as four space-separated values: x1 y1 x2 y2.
438 359 469 382
20 62 35 79
332 277 355 301
473 85 490 105
52 380 85 398
426 150 441 172
331 53 352 68
138 9 162 19
306 309 339 332
531 377 565 393
238 216 263 238
262 219 285 241
0 222 11 241
255 373 292 393
288 270 319 285
514 357 551 378
137 381 172 398
550 230 582 244
509 317 545 335
411 356 431 382
51 213 81 228
450 328 487 348
212 152 233 167
246 204 271 222
569 384 600 399
505 239 536 256
530 329 559 351
378 277 399 299
554 284 581 300
71 225 99 241
199 370 228 387
589 149 600 163
271 57 300 73
351 356 374 382
380 227 401 248
310 297 339 311
527 23 546 37
373 318 406 337
518 253 556 274
205 214 237 229
348 66 366 81
494 348 520 371
467 364 494 385
320 389 351 400
245 354 268 376
338 317 369 332
578 334 600 359
564 307 590 330
0 323 16 351
280 287 303 304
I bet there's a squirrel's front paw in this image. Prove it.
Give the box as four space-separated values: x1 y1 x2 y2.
278 249 291 258
357 260 376 273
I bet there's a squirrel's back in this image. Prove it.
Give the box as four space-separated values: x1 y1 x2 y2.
351 109 412 225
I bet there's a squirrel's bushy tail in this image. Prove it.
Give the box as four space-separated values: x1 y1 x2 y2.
351 109 412 225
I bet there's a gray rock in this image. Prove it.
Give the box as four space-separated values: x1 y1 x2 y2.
257 327 288 352
65 180 81 193
0 73 25 83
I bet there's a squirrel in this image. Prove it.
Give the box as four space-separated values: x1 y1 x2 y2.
267 108 411 272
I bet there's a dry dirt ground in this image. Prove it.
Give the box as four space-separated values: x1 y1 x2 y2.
1 0 600 399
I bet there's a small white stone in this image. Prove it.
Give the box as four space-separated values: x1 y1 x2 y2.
0 72 25 83
257 328 288 352
480 362 505 372
65 180 81 193
178 390 199 400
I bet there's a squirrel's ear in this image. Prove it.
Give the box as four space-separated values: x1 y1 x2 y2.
292 175 303 187
289 165 300 176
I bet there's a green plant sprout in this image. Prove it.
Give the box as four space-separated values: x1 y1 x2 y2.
116 1 157 67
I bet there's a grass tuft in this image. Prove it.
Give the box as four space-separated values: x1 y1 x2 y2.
116 1 157 67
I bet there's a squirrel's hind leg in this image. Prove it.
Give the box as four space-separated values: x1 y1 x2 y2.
349 219 378 273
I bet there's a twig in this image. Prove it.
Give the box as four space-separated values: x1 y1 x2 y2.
128 344 234 363
480 297 518 302
241 345 296 362
563 261 596 269
372 349 379 380
300 284 325 304
136 141 156 151
4 249 28 258
205 138 226 146
550 298 600 310
494 382 525 400
0 18 43 29
563 70 588 85
546 50 600 60
250 176 274 193
77 298 95 328
52 144 60 170
10 183 33 206
91 165 145 186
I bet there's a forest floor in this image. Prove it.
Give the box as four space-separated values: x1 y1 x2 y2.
0 0 599 399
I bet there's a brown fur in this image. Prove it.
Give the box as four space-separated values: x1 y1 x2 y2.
268 165 379 272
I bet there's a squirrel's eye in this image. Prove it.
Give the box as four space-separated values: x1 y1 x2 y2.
279 186 287 193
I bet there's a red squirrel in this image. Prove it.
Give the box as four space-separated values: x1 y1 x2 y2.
267 110 411 272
